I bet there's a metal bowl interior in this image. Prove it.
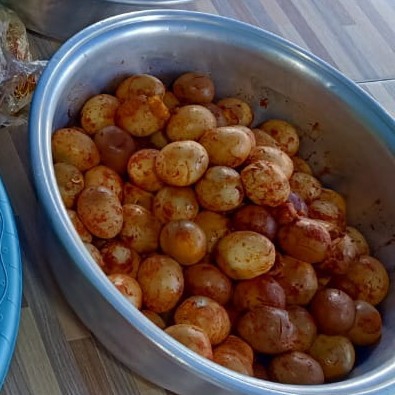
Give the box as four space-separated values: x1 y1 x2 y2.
30 10 395 395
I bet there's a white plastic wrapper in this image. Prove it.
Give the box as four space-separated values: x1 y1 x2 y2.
0 5 47 127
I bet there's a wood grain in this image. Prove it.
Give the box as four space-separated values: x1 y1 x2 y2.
361 80 395 118
9 309 63 395
1 1 395 394
186 0 395 82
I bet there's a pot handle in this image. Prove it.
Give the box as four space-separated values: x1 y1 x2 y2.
101 0 191 5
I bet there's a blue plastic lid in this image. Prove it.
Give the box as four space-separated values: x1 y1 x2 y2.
0 178 22 388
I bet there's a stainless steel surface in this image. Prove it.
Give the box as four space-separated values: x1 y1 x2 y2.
1 0 193 41
29 10 395 395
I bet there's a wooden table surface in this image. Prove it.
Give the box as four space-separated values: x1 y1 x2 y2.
1 1 395 394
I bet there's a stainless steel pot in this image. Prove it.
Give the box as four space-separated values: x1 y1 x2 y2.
0 0 193 40
29 10 395 395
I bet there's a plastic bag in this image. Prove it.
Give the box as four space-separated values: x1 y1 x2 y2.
0 5 47 127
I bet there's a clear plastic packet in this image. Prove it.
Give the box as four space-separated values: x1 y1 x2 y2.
0 5 47 127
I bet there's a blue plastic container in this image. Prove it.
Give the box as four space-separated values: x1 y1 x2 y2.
0 178 22 388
